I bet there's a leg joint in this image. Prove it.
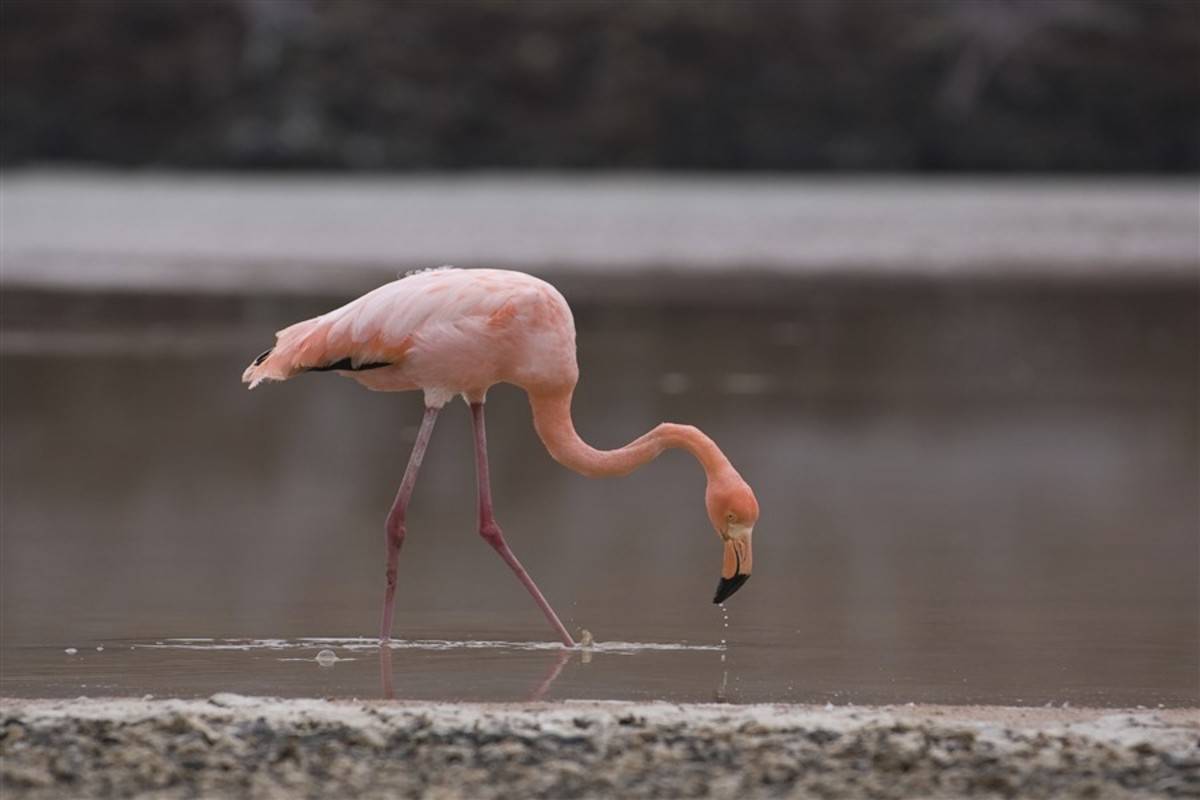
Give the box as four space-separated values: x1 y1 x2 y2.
386 511 406 545
479 521 504 545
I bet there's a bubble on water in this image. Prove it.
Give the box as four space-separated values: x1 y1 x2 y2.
658 372 690 395
64 647 78 655
721 373 773 396
315 649 338 666
95 646 104 652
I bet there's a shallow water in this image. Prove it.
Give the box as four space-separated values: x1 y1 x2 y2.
2 285 1197 706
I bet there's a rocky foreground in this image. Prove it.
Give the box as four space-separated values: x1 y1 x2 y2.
2 696 1197 799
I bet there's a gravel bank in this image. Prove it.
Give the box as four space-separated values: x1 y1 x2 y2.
2 696 1197 799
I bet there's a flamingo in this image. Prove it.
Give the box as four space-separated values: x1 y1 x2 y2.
242 267 758 647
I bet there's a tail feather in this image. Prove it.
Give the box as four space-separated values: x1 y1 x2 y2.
241 318 325 389
242 349 291 389
241 315 407 389
241 347 275 388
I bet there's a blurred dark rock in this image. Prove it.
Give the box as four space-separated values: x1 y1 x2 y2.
1 0 1197 171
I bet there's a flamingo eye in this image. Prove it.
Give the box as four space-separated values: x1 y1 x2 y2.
726 512 737 523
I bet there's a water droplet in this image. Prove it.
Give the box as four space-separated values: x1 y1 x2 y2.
316 649 338 666
64 647 77 655
95 646 104 652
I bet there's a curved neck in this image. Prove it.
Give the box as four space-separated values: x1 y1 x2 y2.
528 386 733 480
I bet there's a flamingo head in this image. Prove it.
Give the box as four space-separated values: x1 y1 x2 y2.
706 472 758 604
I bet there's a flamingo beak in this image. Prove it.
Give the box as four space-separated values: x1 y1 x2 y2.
713 529 752 604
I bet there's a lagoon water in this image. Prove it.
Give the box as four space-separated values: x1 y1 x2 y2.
2 284 1196 706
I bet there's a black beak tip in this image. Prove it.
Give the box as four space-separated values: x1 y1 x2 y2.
713 573 750 604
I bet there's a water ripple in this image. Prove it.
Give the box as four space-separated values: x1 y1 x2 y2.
133 637 724 654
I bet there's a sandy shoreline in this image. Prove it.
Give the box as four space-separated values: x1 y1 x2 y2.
2 696 1197 799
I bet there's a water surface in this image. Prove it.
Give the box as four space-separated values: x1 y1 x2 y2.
2 285 1196 706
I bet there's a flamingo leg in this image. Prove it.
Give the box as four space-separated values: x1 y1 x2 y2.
379 405 439 642
470 401 576 648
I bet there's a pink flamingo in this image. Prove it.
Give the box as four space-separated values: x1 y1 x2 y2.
243 267 758 647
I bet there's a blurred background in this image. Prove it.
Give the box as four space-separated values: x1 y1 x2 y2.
1 0 1197 706
2 0 1198 170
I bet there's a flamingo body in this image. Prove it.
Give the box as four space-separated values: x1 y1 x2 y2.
243 268 578 406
